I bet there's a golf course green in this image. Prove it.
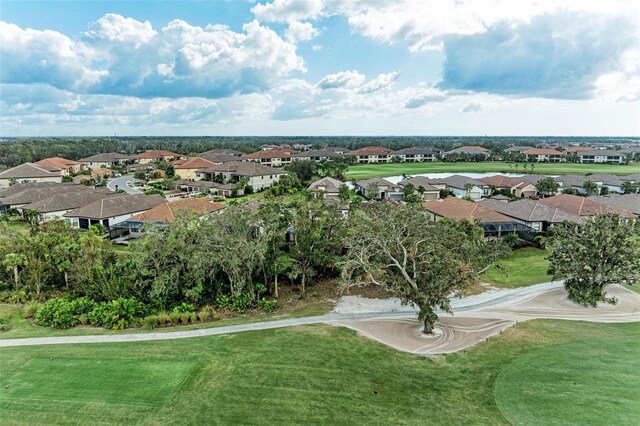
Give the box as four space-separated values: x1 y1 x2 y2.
1 320 638 425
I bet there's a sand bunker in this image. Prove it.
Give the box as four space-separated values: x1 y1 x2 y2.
334 284 640 355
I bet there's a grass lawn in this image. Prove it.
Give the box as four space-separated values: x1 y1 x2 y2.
345 161 640 180
483 248 552 288
2 218 31 234
0 320 638 424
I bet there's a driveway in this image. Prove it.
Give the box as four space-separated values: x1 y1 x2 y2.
107 176 143 194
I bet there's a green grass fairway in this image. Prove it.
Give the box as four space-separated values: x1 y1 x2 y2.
483 248 552 288
345 162 640 179
495 334 640 425
1 320 638 425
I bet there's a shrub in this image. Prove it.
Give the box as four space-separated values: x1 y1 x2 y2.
35 298 78 329
189 312 197 324
215 295 231 309
197 305 217 322
0 317 11 332
88 298 145 330
172 302 195 314
231 293 251 314
179 312 191 324
69 297 96 317
257 298 278 313
311 291 320 298
143 315 159 329
23 301 41 319
79 313 89 326
157 311 171 326
169 312 181 325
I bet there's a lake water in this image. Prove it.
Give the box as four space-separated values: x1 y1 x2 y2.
384 172 526 184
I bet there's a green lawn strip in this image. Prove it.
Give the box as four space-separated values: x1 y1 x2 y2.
345 162 640 180
494 332 640 426
483 248 552 288
0 301 334 340
0 320 637 425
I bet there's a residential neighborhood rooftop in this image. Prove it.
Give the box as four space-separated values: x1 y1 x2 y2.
64 194 167 220
129 198 226 223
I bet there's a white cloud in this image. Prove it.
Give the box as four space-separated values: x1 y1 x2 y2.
317 70 365 90
461 102 482 113
284 21 319 43
357 72 399 93
1 15 305 99
252 0 324 23
404 87 449 108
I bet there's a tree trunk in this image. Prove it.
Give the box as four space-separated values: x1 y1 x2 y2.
274 274 279 299
423 318 434 335
13 266 19 286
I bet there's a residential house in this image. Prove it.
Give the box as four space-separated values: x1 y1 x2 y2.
126 163 154 173
172 157 216 180
0 163 62 187
347 146 393 164
565 146 594 154
423 198 533 237
443 146 491 160
538 194 635 219
505 146 534 153
34 157 87 175
577 150 626 164
199 148 243 157
195 161 286 191
18 188 117 223
199 152 243 164
293 147 348 161
522 148 566 163
397 176 441 200
79 153 134 170
133 150 185 164
391 147 440 162
428 175 489 200
111 197 226 240
64 194 167 229
308 177 345 199
242 149 294 167
478 175 538 198
0 183 87 214
174 180 235 197
479 198 582 232
554 174 626 195
594 194 640 217
355 178 403 200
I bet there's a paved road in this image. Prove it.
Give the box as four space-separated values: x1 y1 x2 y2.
107 176 143 194
0 282 567 348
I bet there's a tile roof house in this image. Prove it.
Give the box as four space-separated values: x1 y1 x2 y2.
34 157 87 175
347 146 393 164
505 146 535 153
200 148 244 157
538 194 635 218
478 175 538 198
423 198 531 236
133 150 185 164
355 178 404 200
593 194 640 217
196 161 286 191
129 198 226 223
308 177 345 199
293 147 348 161
19 188 118 222
199 152 242 164
79 153 133 169
64 194 167 230
242 149 294 167
479 198 582 232
0 183 88 213
565 146 594 153
521 148 566 163
424 175 490 200
577 150 626 164
0 163 62 187
391 147 440 162
397 176 441 200
172 157 217 180
444 146 491 158
555 174 627 195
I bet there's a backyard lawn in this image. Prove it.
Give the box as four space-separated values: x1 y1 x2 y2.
345 162 640 180
1 320 638 425
483 248 552 288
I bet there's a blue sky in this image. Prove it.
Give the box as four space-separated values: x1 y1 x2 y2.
1 0 639 136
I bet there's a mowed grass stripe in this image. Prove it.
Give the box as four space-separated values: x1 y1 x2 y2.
1 322 639 425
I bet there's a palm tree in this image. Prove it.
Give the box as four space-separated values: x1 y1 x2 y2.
463 183 474 194
3 253 27 287
583 180 598 196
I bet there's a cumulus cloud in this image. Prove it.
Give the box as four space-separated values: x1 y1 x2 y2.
284 21 319 43
404 87 449 108
358 72 399 94
252 0 324 23
438 13 639 99
318 70 365 90
0 15 305 99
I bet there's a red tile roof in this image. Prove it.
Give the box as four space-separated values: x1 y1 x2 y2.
522 148 566 156
134 150 183 159
538 194 635 218
172 157 216 169
243 149 293 160
347 146 392 156
34 157 83 169
130 198 226 222
423 198 514 223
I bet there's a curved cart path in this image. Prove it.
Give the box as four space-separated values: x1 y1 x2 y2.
1 282 639 354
